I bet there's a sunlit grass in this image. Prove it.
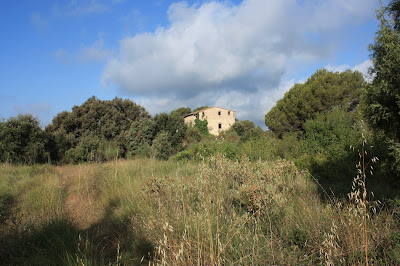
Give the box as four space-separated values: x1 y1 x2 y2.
0 156 399 265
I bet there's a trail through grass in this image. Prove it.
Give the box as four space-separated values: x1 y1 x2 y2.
0 156 399 265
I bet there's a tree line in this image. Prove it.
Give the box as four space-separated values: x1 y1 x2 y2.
1 1 399 187
261 0 400 185
0 97 192 164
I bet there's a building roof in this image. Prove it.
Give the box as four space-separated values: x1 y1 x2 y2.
184 106 236 118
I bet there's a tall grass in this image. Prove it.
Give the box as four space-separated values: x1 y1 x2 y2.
0 153 399 265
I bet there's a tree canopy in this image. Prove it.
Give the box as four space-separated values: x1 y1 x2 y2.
46 96 150 162
0 114 48 164
265 69 365 137
364 0 400 172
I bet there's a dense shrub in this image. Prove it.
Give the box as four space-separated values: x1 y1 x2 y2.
151 131 172 160
194 117 209 136
299 108 362 181
46 96 149 163
0 114 49 165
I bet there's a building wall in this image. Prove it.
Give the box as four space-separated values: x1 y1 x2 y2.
184 115 196 127
184 107 236 135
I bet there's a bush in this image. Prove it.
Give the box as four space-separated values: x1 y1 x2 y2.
194 117 209 136
0 114 48 165
151 131 172 160
185 127 202 143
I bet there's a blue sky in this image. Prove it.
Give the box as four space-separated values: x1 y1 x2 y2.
0 0 380 128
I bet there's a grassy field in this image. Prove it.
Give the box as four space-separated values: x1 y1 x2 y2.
1 155 399 265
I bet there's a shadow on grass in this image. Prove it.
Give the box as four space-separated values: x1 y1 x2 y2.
0 199 154 265
308 154 400 202
0 194 15 224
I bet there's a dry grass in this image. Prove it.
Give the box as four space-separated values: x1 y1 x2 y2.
0 154 399 265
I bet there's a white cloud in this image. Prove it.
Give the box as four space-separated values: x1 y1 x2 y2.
102 0 377 126
325 64 351 73
352 59 373 81
77 38 113 63
325 59 373 81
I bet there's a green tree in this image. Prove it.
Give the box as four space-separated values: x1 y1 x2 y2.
0 114 48 164
232 120 263 141
151 131 172 160
265 108 362 183
153 111 187 153
388 0 400 30
193 106 208 112
364 0 400 173
265 69 365 137
170 107 191 117
46 96 150 163
128 118 156 157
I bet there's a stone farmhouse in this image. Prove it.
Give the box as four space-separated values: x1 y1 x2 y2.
184 107 236 135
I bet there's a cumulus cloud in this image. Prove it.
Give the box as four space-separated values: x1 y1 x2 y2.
102 0 377 126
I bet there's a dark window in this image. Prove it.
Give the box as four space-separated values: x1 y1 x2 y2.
218 111 221 116
228 111 230 115
218 123 222 129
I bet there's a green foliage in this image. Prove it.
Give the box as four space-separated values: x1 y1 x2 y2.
46 96 150 163
0 114 48 164
265 69 365 137
388 0 400 30
172 149 196 162
299 108 362 182
170 107 191 117
153 112 187 153
194 117 209 136
241 136 277 161
128 118 156 158
273 132 302 160
303 108 360 159
151 131 172 160
364 1 400 175
185 127 202 143
193 106 208 112
232 120 264 142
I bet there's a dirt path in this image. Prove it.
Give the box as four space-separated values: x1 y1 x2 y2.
58 165 105 230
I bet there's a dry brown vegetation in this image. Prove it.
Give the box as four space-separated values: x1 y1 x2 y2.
0 154 399 265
